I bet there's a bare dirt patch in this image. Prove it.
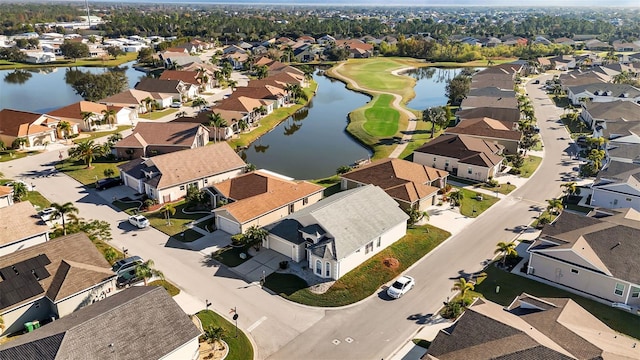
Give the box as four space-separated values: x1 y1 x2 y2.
383 257 400 270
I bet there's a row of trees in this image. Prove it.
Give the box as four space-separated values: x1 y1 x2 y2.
64 68 128 102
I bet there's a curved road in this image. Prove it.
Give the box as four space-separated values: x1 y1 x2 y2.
267 75 581 359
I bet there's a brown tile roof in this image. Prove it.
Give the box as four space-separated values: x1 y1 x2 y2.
446 117 522 140
215 96 268 113
99 89 156 106
415 134 504 167
265 71 304 85
456 107 521 123
254 56 275 66
159 70 200 86
0 202 49 246
0 109 50 138
114 122 204 149
341 158 447 204
246 78 289 90
233 85 286 100
214 171 324 223
47 101 107 121
172 110 244 127
0 233 114 312
135 78 184 94
130 142 246 190
0 185 12 197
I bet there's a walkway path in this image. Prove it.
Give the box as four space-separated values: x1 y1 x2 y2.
330 62 417 159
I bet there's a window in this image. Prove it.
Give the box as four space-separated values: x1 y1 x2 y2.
325 262 330 277
365 241 374 254
613 199 618 205
631 287 640 298
376 237 381 247
627 198 632 202
288 204 294 214
614 283 625 296
316 260 322 275
303 197 308 205
467 167 473 175
179 185 185 191
570 269 579 274
433 157 436 162
445 161 450 167
204 179 208 184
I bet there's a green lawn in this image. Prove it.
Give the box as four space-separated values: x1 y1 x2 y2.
519 155 542 178
196 310 254 360
549 94 570 108
112 199 142 215
170 228 204 243
144 201 207 236
94 240 124 265
24 191 51 210
142 108 179 120
331 57 423 98
457 188 499 217
264 225 450 307
478 182 516 195
148 279 181 296
561 117 590 138
56 157 128 186
0 150 40 163
474 265 640 340
195 218 216 232
211 245 252 267
362 94 400 137
399 119 439 160
0 52 138 70
72 125 132 144
311 176 343 197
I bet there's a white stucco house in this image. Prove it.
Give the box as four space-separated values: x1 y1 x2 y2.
0 202 50 257
589 161 640 211
263 185 409 280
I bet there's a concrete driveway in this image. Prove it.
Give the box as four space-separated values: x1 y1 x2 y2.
232 249 289 283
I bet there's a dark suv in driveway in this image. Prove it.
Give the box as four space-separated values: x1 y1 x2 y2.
96 177 123 190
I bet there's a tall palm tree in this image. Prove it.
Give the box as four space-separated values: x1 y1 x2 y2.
451 278 475 301
142 97 155 114
161 203 176 225
256 65 269 79
57 121 72 141
81 111 94 131
101 109 117 129
244 225 268 249
68 140 104 168
11 182 28 202
587 149 606 172
134 259 164 286
422 106 447 138
208 112 228 143
560 182 579 196
51 202 79 236
495 241 518 267
174 111 188 119
238 118 249 132
191 96 208 110
449 190 463 207
228 79 238 91
546 198 564 215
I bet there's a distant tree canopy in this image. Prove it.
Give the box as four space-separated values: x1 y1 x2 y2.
445 72 472 106
0 46 26 62
65 69 128 102
60 41 90 62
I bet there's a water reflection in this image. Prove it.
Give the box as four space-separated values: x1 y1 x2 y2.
406 67 468 111
283 120 302 136
253 144 270 153
4 70 32 84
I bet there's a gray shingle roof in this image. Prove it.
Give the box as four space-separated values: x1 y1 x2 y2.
0 287 201 360
456 107 521 123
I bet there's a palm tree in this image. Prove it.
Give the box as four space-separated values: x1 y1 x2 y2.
107 133 123 145
587 137 607 150
68 140 104 168
546 198 564 215
451 277 475 301
406 207 429 227
134 259 164 286
449 190 463 207
104 247 117 263
175 111 188 119
101 109 117 129
57 121 72 141
238 119 249 132
142 97 155 114
51 202 79 236
208 112 228 143
244 225 268 249
12 182 28 202
203 326 225 348
227 79 238 91
12 137 27 149
191 96 208 110
561 182 579 196
255 65 269 79
495 241 518 267
587 149 606 172
422 106 447 138
161 203 176 225
81 111 94 131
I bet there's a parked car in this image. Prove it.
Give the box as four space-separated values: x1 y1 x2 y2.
40 207 58 222
96 177 123 190
116 269 143 288
170 102 181 108
128 214 150 229
387 275 415 299
533 79 540 84
111 256 143 275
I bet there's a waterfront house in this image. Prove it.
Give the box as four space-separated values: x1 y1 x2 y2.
159 70 213 92
118 142 245 204
0 109 56 148
113 122 208 159
48 101 135 132
445 117 521 154
211 170 324 235
99 89 173 114
264 185 408 280
134 78 198 103
171 110 245 140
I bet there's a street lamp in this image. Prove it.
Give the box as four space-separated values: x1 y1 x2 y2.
229 307 239 338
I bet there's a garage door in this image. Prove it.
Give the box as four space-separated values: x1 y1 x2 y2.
217 216 241 235
269 235 292 259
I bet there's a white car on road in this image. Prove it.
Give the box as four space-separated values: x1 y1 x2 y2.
387 275 415 299
128 215 150 229
40 207 57 222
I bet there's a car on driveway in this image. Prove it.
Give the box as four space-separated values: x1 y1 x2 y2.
387 275 415 299
40 207 58 222
128 214 150 229
111 255 143 275
170 102 181 108
116 269 143 288
96 177 122 190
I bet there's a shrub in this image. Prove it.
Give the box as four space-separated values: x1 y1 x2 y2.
486 178 499 187
279 260 289 270
336 165 352 175
439 184 452 194
440 300 464 319
231 234 245 246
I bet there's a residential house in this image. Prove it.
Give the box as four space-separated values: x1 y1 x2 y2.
459 96 518 111
445 117 521 154
264 185 409 279
584 39 612 51
613 41 640 52
232 85 288 109
293 43 316 62
118 142 245 204
159 52 202 69
582 101 640 130
455 107 521 124
222 45 246 55
214 96 274 125
47 101 134 132
566 83 640 105
425 293 640 360
559 70 609 88
593 63 637 79
211 170 324 235
99 89 173 114
0 201 50 257
548 55 577 70
588 161 640 211
135 78 198 103
533 36 552 45
171 110 245 140
0 109 57 148
317 35 336 45
0 186 13 208
113 122 209 159
297 35 316 44
606 139 640 164
554 37 576 46
470 74 514 91
413 134 504 182
159 70 213 92
478 37 502 47
527 209 640 307
334 39 374 58
223 52 248 70
0 287 201 360
340 158 448 210
0 233 116 336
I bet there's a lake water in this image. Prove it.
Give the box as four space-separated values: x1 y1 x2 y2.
405 67 465 111
0 61 145 113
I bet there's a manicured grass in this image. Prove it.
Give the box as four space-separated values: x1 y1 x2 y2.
311 175 340 187
519 155 542 178
24 191 51 210
72 125 132 144
399 119 439 160
565 203 592 214
142 108 179 120
0 150 40 162
530 210 558 228
112 199 141 215
229 81 317 149
170 228 204 243
94 240 124 265
196 310 254 360
472 182 516 195
362 94 400 137
332 57 422 98
56 157 128 186
561 117 590 137
474 265 640 340
457 188 499 217
549 94 570 108
211 245 252 267
149 279 181 296
0 52 138 70
144 201 206 236
264 225 450 307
